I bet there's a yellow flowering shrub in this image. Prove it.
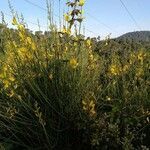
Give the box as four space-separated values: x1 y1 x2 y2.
0 0 149 149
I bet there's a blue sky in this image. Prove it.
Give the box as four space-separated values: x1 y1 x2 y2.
0 0 150 38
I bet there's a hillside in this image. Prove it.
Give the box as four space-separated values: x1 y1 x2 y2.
117 31 150 42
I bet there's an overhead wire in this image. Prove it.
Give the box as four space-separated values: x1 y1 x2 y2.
119 0 141 30
1 0 143 36
21 0 101 36
23 0 46 11
2 0 113 37
1 11 98 37
23 0 59 18
86 12 117 33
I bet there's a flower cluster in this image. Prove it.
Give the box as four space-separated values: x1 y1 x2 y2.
82 94 96 117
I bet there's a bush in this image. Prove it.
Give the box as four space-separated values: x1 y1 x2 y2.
0 0 150 149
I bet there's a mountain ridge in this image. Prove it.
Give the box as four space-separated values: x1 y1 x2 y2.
116 31 150 42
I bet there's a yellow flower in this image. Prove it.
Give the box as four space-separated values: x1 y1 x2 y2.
122 64 129 73
62 26 71 35
3 66 8 72
64 14 70 22
64 46 68 53
80 9 84 15
89 100 95 108
18 95 22 100
18 47 27 56
9 90 15 98
90 108 96 116
18 24 25 32
137 52 144 64
62 27 67 33
3 80 10 89
12 17 18 25
26 37 36 51
82 100 87 105
69 58 78 69
106 96 111 101
9 76 15 82
48 74 53 80
31 42 36 50
109 64 121 76
26 37 32 45
0 72 5 79
89 54 94 60
82 98 96 117
19 32 25 40
79 0 85 6
86 39 91 47
89 100 96 116
83 106 87 110
13 41 17 48
136 67 144 77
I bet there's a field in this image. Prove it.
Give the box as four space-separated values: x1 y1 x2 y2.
0 0 150 149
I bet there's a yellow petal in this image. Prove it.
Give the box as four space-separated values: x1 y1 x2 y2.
12 17 18 25
9 77 15 82
69 58 78 69
27 37 32 45
82 100 87 105
89 100 94 107
79 0 85 6
64 14 70 22
83 106 87 110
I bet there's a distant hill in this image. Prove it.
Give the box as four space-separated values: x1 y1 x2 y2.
117 31 150 42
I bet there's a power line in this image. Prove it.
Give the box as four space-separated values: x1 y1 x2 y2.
119 0 141 30
22 0 104 36
23 0 46 11
86 12 117 33
85 28 98 36
1 12 97 36
23 0 59 18
17 0 102 36
2 0 104 37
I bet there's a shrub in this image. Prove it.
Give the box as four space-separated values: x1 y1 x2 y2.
0 0 150 149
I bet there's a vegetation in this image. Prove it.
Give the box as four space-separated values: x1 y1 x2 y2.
117 31 150 42
0 0 150 149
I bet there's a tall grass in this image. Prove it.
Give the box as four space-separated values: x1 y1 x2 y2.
0 0 150 149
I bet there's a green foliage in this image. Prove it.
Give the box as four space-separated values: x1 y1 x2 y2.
118 31 150 42
0 0 150 150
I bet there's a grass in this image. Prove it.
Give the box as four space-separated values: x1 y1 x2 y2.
0 0 150 149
